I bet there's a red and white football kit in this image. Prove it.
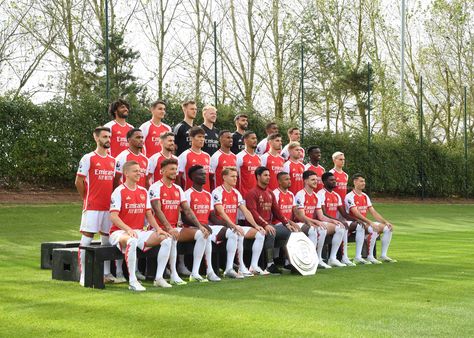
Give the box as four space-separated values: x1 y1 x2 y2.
139 120 172 157
148 180 186 229
210 150 237 188
147 152 178 184
295 188 320 220
104 120 134 158
184 188 213 226
281 144 305 162
115 149 149 188
329 168 349 201
272 188 296 225
260 152 285 191
304 163 325 192
178 149 211 192
345 191 372 218
316 188 342 219
283 159 305 195
236 150 261 198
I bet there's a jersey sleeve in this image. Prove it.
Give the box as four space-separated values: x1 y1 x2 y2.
177 185 186 203
281 145 289 160
235 152 243 173
110 188 122 212
260 153 268 167
345 193 356 213
115 152 126 174
273 189 280 203
336 193 343 207
140 121 150 139
147 154 157 175
184 188 192 204
315 190 324 209
211 188 223 205
295 191 305 209
236 189 244 206
256 139 266 155
145 188 152 210
177 151 187 173
283 161 290 174
148 183 161 201
209 152 219 174
208 191 214 211
366 194 373 208
77 154 91 177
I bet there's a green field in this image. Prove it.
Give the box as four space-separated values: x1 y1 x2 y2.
1 202 473 337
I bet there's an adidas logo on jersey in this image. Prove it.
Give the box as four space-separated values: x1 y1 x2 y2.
96 163 101 167
126 196 132 200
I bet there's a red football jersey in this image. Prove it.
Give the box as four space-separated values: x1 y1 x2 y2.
178 149 211 192
329 168 348 201
184 188 213 225
260 153 285 191
283 160 305 195
345 191 372 217
295 188 319 219
304 163 325 192
148 180 186 229
210 150 237 187
316 188 342 219
147 152 178 184
236 150 261 198
104 120 134 158
115 149 149 188
272 188 296 224
281 144 305 162
109 184 150 233
139 120 172 157
211 185 244 224
77 151 116 211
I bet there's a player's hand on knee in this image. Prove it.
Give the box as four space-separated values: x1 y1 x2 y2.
126 229 138 238
199 225 210 238
265 224 276 236
169 229 179 240
234 225 245 237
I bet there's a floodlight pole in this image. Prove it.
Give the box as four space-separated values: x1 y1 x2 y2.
464 86 468 198
214 21 218 108
300 44 305 144
367 62 372 193
419 76 425 200
105 0 110 103
400 0 406 106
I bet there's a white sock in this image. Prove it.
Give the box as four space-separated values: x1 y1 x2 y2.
155 238 172 280
204 238 214 274
317 228 327 262
250 231 265 268
330 227 344 260
191 230 206 276
226 229 238 271
78 235 93 284
307 227 317 247
100 235 111 275
169 240 179 279
367 231 379 259
355 224 365 259
125 238 138 283
381 226 393 257
342 229 349 260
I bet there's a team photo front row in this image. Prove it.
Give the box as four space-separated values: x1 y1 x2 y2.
75 125 396 292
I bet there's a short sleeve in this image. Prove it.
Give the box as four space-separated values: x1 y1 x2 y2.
236 190 244 206
145 191 152 210
209 152 219 174
209 192 214 211
148 183 161 201
110 188 122 212
177 185 186 203
212 188 223 205
236 153 243 172
315 190 324 209
115 153 126 174
336 193 343 207
345 193 355 213
77 154 90 177
140 121 150 139
260 153 268 167
281 145 289 160
366 194 373 208
147 155 157 175
177 151 187 173
295 192 305 209
283 161 290 174
184 189 192 204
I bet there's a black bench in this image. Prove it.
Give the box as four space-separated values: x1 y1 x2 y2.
52 247 80 281
41 240 100 269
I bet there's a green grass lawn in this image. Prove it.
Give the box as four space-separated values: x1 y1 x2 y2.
1 203 473 337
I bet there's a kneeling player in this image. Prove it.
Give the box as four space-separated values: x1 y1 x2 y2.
109 161 173 291
345 174 396 264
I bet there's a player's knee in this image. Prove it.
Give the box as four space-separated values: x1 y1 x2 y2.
226 228 238 240
127 237 138 247
255 231 264 241
194 230 204 240
160 237 172 251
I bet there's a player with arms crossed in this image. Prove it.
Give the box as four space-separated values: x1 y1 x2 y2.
345 174 396 264
104 99 133 158
139 100 172 157
236 131 261 197
109 161 173 291
147 132 178 184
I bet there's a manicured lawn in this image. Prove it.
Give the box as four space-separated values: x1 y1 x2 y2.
0 203 473 337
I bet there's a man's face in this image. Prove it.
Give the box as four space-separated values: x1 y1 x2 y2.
270 137 282 151
289 147 300 160
184 103 197 119
220 132 233 148
162 136 175 152
192 168 207 186
279 174 291 190
162 164 178 181
306 175 317 189
267 124 278 135
290 130 300 142
310 148 321 162
326 175 337 189
128 131 144 149
354 177 366 190
237 117 248 130
204 108 217 124
125 164 141 183
192 133 205 149
152 103 166 120
245 134 258 149
116 104 129 119
223 171 238 187
333 155 345 168
258 170 271 186
95 131 111 149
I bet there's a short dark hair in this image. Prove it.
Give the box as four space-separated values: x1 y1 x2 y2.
352 173 365 181
255 166 269 178
307 146 321 154
126 128 142 140
234 114 248 122
151 100 166 108
108 99 130 118
265 122 278 131
93 126 110 136
277 171 289 181
303 170 316 180
243 131 256 139
189 126 205 138
219 130 231 138
268 133 282 141
188 165 204 180
161 158 178 169
288 127 299 135
321 172 334 183
160 131 174 140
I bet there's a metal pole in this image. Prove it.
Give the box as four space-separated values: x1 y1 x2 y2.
400 0 406 106
105 0 110 102
214 21 218 108
464 86 468 198
367 62 371 193
300 44 304 144
419 76 424 200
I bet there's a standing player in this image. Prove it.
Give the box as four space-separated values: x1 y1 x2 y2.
256 122 279 155
231 114 248 154
281 128 305 161
260 133 285 191
305 146 325 192
210 130 236 188
109 161 173 291
139 100 172 157
149 158 211 287
245 167 300 274
236 131 261 197
329 151 349 201
283 142 305 195
174 100 197 156
114 128 149 189
212 167 267 277
345 174 396 264
177 126 211 192
76 126 117 285
200 105 220 156
104 99 133 158
147 132 178 184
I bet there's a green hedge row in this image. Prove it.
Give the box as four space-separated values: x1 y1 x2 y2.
0 95 472 197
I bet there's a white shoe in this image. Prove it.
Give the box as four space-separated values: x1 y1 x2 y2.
206 271 222 282
341 258 356 267
189 274 208 283
79 278 85 287
129 281 146 292
224 269 244 279
380 256 397 263
153 278 172 288
178 265 192 276
354 257 370 265
104 273 118 283
318 261 332 269
136 271 146 281
238 267 254 277
367 257 382 264
114 274 127 284
249 266 270 276
170 276 188 285
328 258 346 267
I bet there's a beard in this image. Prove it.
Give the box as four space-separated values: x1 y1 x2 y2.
102 142 111 149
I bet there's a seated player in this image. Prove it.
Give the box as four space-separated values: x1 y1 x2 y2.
317 172 364 267
149 158 211 287
345 174 396 264
109 161 173 291
212 167 268 277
